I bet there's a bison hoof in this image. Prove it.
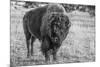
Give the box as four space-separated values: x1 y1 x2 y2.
27 53 30 58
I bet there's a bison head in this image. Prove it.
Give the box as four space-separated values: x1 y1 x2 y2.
47 13 71 44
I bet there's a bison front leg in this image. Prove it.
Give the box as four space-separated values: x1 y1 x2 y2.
52 49 58 61
52 45 60 62
44 51 50 62
41 37 50 62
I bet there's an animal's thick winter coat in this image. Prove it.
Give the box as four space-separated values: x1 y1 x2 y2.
23 4 71 61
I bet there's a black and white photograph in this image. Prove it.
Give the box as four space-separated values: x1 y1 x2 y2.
10 0 95 67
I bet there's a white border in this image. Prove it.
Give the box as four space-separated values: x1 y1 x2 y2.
0 0 98 67
0 0 10 66
20 0 96 5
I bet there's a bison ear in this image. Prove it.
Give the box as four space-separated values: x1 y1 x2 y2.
65 17 71 28
67 21 71 28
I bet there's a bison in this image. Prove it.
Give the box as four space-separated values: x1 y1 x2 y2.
23 4 71 62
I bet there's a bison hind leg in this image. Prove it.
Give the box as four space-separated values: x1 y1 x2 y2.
23 24 32 58
25 32 31 58
30 36 36 56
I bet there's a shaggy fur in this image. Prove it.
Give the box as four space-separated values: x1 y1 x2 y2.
23 4 71 62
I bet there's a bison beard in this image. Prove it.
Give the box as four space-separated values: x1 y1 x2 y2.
23 4 71 62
